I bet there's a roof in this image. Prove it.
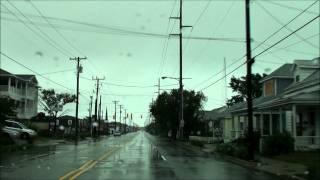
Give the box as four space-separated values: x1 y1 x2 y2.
0 68 38 84
202 106 231 121
284 70 320 93
0 68 12 75
260 64 294 83
294 58 320 68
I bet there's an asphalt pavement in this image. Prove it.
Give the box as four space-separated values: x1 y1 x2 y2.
0 131 281 180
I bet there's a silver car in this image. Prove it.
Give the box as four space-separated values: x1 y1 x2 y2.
3 120 37 141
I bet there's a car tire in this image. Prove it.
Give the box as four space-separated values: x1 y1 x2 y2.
21 133 29 140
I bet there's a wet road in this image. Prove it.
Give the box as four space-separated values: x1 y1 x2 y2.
0 131 280 180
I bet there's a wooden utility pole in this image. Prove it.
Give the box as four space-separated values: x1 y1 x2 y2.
98 95 102 136
92 76 104 137
113 100 119 132
245 0 254 160
169 0 192 139
105 106 108 135
119 105 123 133
89 95 93 136
70 56 86 145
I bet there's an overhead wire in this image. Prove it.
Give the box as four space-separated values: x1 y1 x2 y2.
195 0 319 89
199 14 320 92
256 1 318 49
4 1 74 57
0 52 90 102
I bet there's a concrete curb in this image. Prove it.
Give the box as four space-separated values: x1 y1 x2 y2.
212 152 306 180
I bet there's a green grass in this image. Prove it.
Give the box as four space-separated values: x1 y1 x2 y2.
273 150 320 180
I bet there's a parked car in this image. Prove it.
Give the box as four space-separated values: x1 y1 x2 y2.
1 126 21 140
3 120 37 142
114 131 121 136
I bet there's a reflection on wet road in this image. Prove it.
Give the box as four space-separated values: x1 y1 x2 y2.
0 131 280 180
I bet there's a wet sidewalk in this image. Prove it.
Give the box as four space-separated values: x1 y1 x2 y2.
181 141 308 180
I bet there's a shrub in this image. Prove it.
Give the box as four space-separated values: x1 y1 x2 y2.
190 140 204 147
233 144 248 159
262 131 294 156
216 143 235 156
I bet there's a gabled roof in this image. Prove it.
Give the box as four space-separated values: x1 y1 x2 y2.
0 68 12 75
284 70 320 93
0 68 38 84
203 106 230 121
260 64 294 83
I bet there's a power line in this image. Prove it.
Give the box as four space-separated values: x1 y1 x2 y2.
195 0 319 89
265 1 319 15
1 10 245 42
253 15 319 59
256 1 318 49
28 1 86 56
4 1 74 57
39 68 75 75
199 14 320 91
80 76 177 88
0 51 90 102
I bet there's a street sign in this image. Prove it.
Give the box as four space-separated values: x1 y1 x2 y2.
180 119 184 127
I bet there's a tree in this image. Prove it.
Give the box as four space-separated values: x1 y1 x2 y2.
227 73 267 107
40 89 76 133
0 96 17 125
149 89 207 139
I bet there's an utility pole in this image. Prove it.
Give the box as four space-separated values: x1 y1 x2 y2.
245 0 254 161
119 105 123 133
124 109 127 134
105 106 108 135
70 56 86 145
169 0 192 139
92 76 105 138
98 95 102 136
89 95 93 137
224 58 227 103
113 100 119 132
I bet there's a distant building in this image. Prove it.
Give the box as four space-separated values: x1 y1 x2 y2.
0 68 38 119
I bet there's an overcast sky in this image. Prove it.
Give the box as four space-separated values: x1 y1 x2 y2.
1 0 319 126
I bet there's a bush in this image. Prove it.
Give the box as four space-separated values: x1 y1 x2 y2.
262 131 294 156
190 140 204 147
233 144 248 159
216 143 235 156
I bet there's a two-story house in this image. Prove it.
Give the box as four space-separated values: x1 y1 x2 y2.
0 68 38 119
228 57 320 150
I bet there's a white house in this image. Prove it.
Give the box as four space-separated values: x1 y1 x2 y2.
0 68 38 119
228 57 320 150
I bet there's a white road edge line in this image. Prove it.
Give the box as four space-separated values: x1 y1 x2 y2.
161 155 167 161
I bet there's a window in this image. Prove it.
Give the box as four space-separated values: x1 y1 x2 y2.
264 80 274 96
255 114 261 131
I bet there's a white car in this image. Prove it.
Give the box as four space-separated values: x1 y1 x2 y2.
113 131 121 136
3 120 37 141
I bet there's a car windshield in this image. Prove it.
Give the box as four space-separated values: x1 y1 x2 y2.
1 1 319 180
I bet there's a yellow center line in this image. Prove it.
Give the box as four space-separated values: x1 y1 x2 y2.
58 160 94 180
59 135 136 180
69 148 120 180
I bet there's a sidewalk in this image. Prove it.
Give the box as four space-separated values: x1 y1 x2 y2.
184 141 308 180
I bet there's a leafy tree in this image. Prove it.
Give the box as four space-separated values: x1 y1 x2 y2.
227 73 267 107
40 89 76 133
149 89 207 139
0 96 17 125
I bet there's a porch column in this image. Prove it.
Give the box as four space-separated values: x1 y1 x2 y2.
260 113 263 134
279 108 283 133
292 105 297 138
269 112 273 135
